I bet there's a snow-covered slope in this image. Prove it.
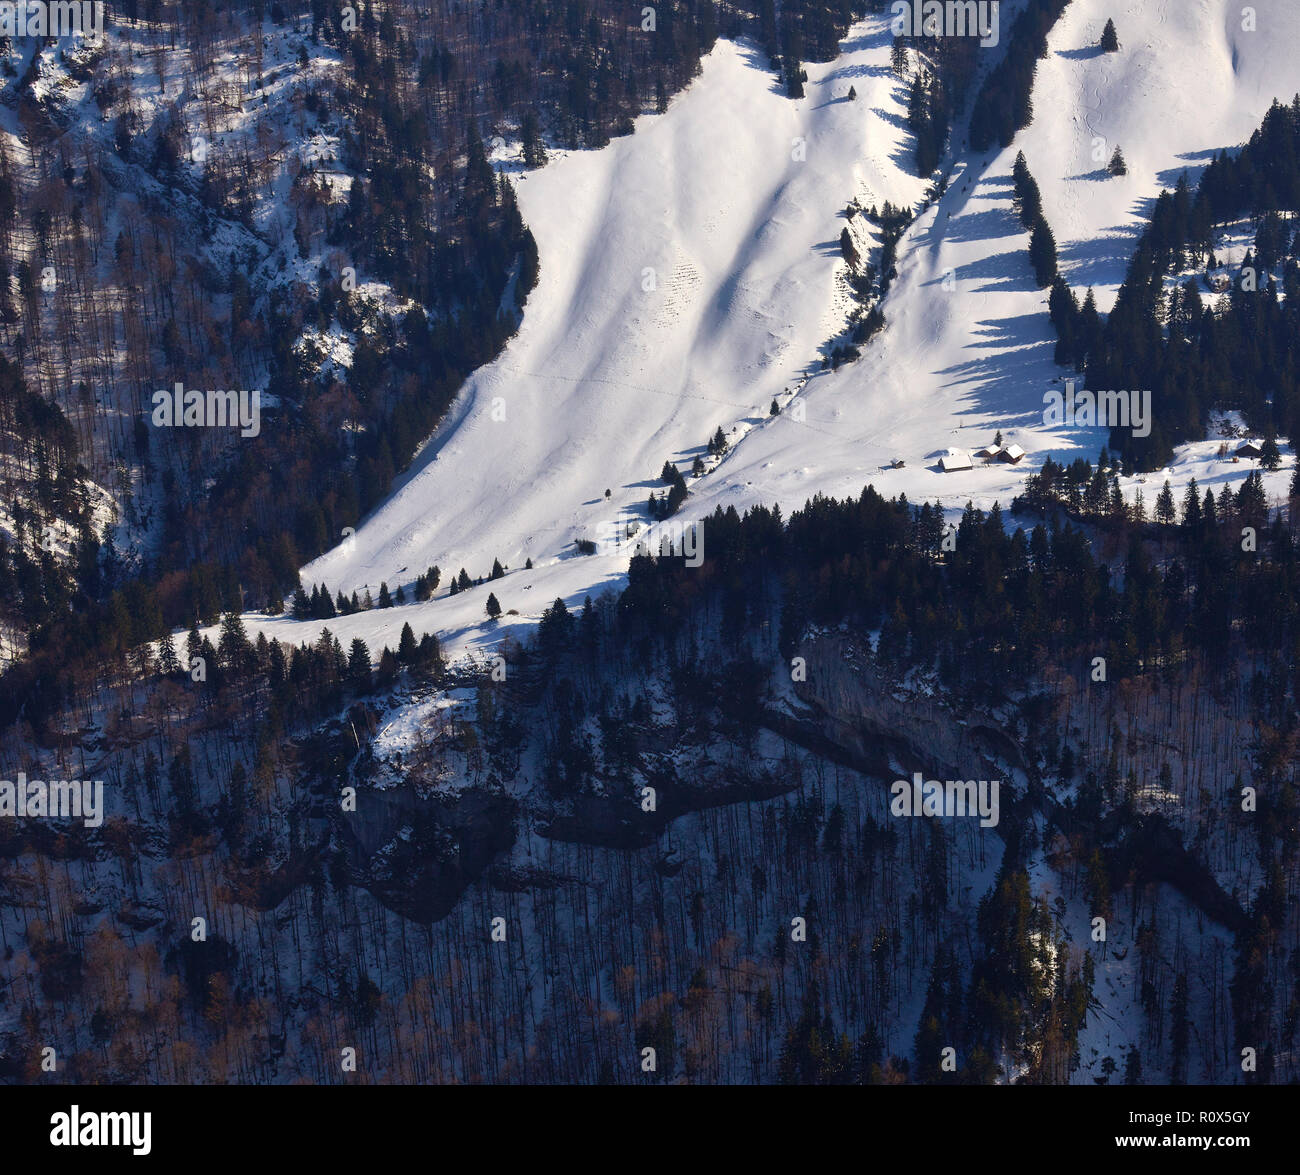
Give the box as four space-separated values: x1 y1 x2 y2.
245 0 1300 662
1020 0 1300 310
687 0 1300 530
282 17 927 653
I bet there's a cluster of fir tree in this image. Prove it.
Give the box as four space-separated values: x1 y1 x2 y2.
157 611 444 721
1047 98 1300 470
609 485 1300 702
1012 152 1059 287
650 461 690 520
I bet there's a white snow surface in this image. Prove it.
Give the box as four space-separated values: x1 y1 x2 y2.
241 0 1300 662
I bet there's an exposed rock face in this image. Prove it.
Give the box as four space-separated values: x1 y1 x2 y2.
788 632 1017 785
1110 815 1248 935
327 632 1245 940
538 631 1024 854
339 783 517 924
539 770 795 850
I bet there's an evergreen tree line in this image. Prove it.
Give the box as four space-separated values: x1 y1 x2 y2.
600 485 1300 714
1012 152 1059 287
157 612 444 721
969 0 1073 153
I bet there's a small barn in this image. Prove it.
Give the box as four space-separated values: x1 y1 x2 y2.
975 445 1001 461
939 448 973 472
1236 441 1263 458
998 443 1026 464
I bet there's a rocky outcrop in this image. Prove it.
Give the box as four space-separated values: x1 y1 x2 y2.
338 783 517 924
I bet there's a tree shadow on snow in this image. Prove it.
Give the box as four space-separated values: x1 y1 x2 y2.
1057 225 1144 289
1156 149 1224 191
824 61 893 83
1056 45 1106 61
836 22 896 58
941 205 1023 245
935 313 1060 431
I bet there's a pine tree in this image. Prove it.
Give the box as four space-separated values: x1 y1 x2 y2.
840 226 859 266
1237 470 1268 523
218 611 253 676
520 110 548 169
1029 217 1058 287
490 558 505 580
1012 152 1042 229
1100 19 1120 52
1155 480 1176 525
158 633 182 676
398 622 417 664
890 36 908 77
770 399 780 416
378 582 392 608
186 623 203 665
1217 483 1236 523
1181 478 1201 528
486 592 502 619
415 633 442 677
786 59 805 99
1076 288 1101 370
347 637 372 689
1259 436 1281 470
199 636 218 683
1108 146 1127 177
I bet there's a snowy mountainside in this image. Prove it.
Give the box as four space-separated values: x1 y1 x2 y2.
8 0 1300 1089
1020 0 1299 311
289 17 928 652
259 0 1300 665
